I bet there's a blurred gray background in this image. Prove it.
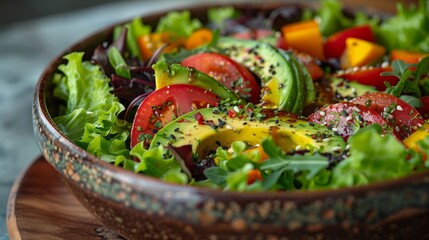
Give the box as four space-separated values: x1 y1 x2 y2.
0 1 199 239
0 0 138 26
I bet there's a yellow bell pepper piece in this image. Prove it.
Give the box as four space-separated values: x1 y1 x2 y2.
137 32 184 60
281 20 325 60
403 123 429 151
340 38 386 69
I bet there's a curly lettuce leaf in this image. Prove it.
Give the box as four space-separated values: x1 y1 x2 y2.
208 6 240 25
155 11 202 38
327 127 414 188
130 143 187 184
374 0 429 52
53 52 130 162
318 0 354 37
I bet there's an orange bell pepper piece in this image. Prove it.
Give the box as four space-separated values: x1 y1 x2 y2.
340 38 386 69
243 145 270 162
185 28 213 50
391 50 429 64
281 20 325 60
137 32 184 60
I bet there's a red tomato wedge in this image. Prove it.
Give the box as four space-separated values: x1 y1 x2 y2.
351 92 424 139
232 29 288 50
233 29 273 40
308 102 396 141
233 29 288 52
336 67 399 91
181 52 260 103
324 25 374 59
130 84 219 148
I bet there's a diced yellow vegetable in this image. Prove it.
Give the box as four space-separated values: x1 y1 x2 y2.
340 38 386 69
281 20 325 60
137 32 183 60
403 123 429 151
185 28 213 50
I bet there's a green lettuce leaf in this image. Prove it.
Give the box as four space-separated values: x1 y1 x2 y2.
318 0 354 37
207 6 240 25
317 0 381 37
374 0 429 52
131 143 187 184
155 11 202 38
328 127 413 188
53 52 131 162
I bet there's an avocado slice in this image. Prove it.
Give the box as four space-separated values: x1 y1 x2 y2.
307 77 376 113
152 61 238 100
218 37 299 113
330 77 376 102
150 107 346 160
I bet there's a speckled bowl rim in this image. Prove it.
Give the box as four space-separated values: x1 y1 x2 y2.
34 0 429 201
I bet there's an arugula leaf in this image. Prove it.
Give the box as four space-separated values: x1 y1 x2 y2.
261 168 288 190
261 154 329 179
260 137 285 161
399 95 423 108
383 56 429 107
260 138 329 190
415 56 429 81
204 167 228 185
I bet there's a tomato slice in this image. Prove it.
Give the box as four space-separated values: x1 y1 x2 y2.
130 84 219 148
233 29 288 52
233 29 273 40
336 67 399 91
351 92 425 139
324 25 374 59
308 102 396 141
181 52 260 103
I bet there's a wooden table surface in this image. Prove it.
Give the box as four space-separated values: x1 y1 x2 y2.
0 0 417 239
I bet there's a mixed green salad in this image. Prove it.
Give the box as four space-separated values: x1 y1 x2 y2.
52 0 429 191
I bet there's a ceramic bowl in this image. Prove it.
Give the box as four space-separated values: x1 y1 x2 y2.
33 1 429 240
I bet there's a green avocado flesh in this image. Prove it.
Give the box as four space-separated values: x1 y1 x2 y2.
218 37 314 114
150 107 346 159
330 77 376 101
152 61 238 100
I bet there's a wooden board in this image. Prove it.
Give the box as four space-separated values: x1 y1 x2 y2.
7 156 124 240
